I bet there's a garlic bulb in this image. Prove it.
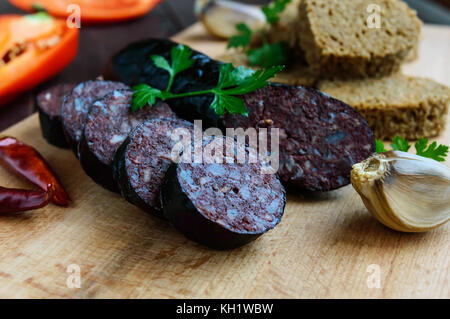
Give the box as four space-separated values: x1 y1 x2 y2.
351 151 450 232
195 0 266 39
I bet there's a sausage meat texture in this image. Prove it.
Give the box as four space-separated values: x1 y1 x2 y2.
114 118 195 217
61 80 129 156
161 136 286 250
222 84 375 191
104 39 375 192
37 83 76 148
79 90 176 193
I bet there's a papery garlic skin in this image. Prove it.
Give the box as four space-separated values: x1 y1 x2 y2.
351 151 450 232
195 0 266 39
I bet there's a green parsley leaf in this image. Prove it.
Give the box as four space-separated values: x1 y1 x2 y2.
390 136 411 152
131 84 164 111
25 11 52 23
208 64 283 115
151 44 194 92
216 64 255 89
227 1 290 68
151 55 172 74
132 49 284 116
375 140 387 153
211 95 248 116
414 138 428 154
415 138 449 162
220 64 284 96
376 136 448 162
170 44 194 75
247 42 286 68
262 0 292 25
228 23 252 49
31 3 47 12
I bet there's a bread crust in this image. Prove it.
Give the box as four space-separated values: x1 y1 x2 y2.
297 0 422 79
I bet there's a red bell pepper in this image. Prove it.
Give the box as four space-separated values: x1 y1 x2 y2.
0 12 79 106
9 0 161 24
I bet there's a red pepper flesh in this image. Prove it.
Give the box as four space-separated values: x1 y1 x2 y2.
0 186 50 213
0 137 70 206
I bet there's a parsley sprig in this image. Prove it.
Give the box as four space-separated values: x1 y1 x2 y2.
132 44 283 116
228 23 252 50
247 42 286 68
228 0 291 68
262 0 292 24
376 136 449 162
390 136 411 152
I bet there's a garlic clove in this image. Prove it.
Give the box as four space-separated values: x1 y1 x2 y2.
351 151 450 232
195 0 266 39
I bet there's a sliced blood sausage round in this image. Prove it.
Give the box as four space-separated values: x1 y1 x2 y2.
79 89 177 193
113 118 195 217
221 83 375 191
161 136 286 250
61 80 129 155
103 38 222 127
37 83 76 148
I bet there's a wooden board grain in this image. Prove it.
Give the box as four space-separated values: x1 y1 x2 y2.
0 23 449 299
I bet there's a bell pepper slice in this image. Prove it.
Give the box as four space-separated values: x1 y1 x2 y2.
9 0 161 24
0 13 79 106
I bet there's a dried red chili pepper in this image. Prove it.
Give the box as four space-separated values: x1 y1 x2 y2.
0 137 70 206
0 186 50 213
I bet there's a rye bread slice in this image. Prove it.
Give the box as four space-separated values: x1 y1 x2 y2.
318 75 450 140
298 0 421 79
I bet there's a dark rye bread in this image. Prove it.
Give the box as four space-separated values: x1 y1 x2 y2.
267 0 420 63
318 75 450 140
298 0 422 79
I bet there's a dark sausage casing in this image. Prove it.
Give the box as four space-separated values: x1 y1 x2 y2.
113 118 194 217
37 83 76 148
103 38 221 128
161 136 286 250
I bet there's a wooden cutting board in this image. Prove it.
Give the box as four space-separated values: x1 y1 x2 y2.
0 23 448 299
